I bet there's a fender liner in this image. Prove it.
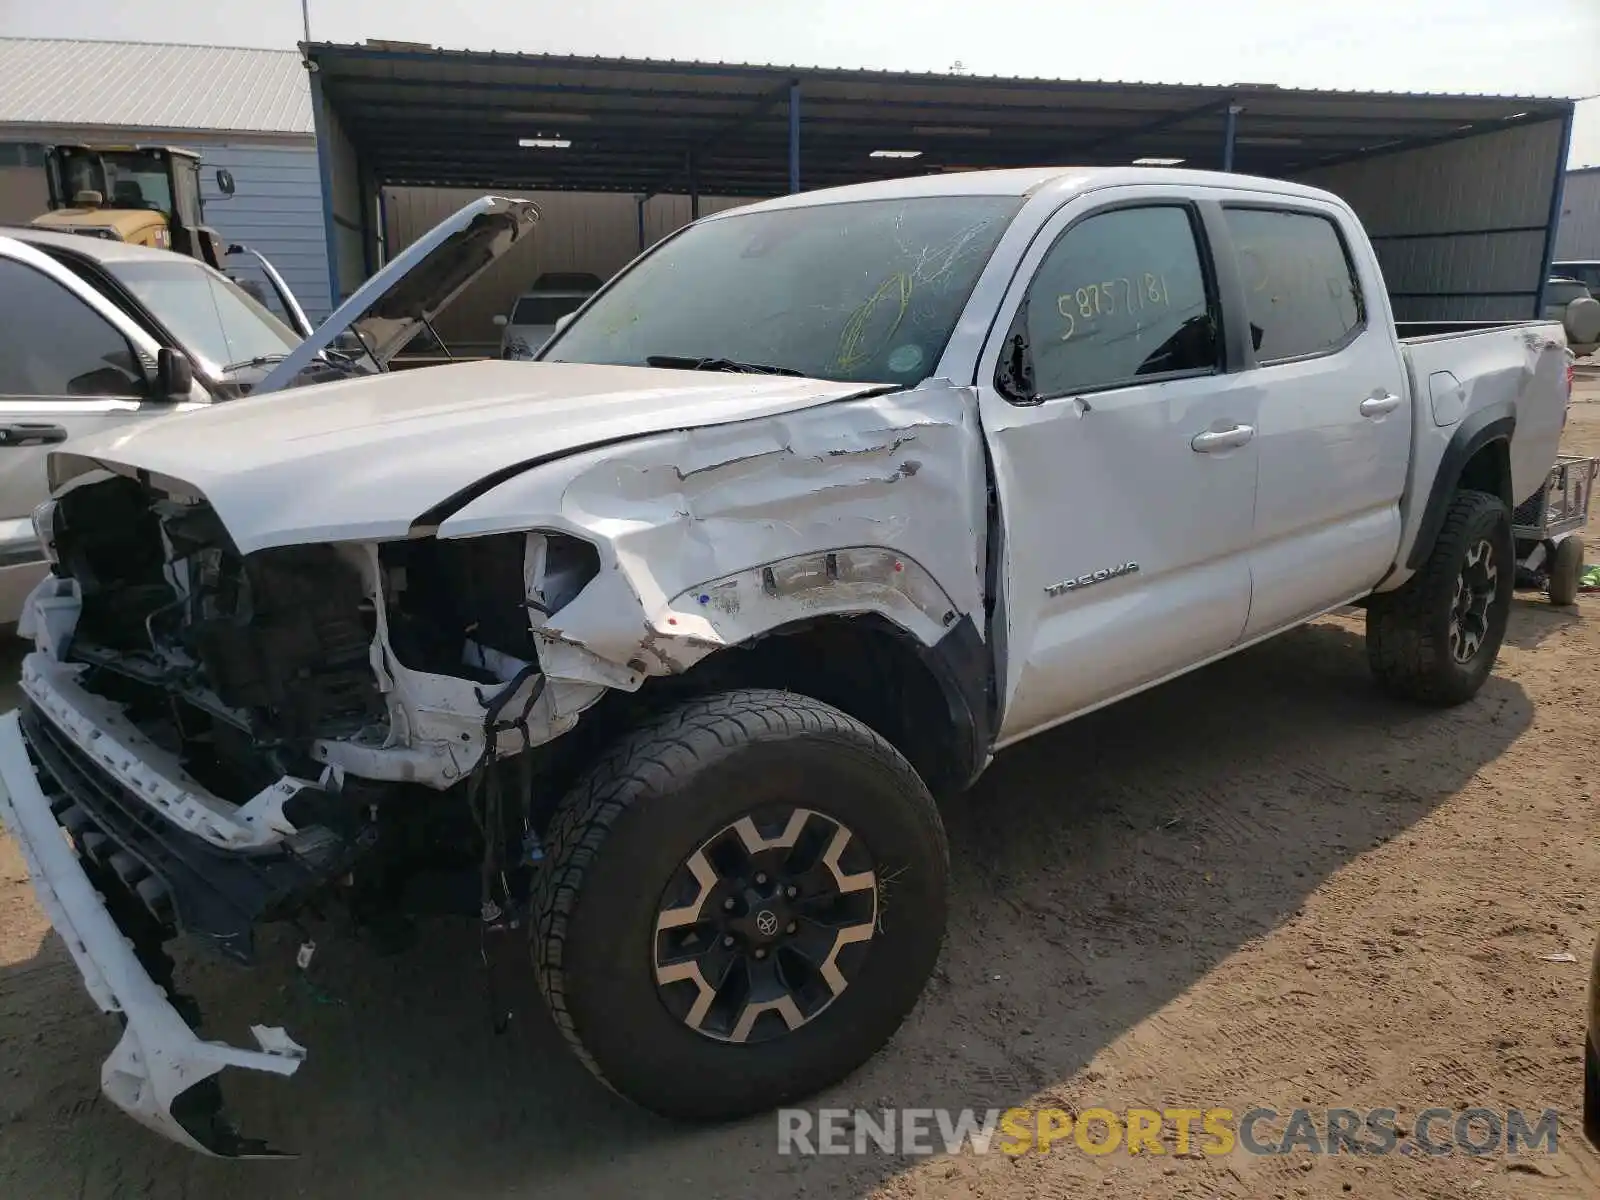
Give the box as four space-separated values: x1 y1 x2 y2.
1405 403 1516 571
916 613 995 791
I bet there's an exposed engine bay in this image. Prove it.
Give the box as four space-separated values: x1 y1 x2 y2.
31 471 613 956
53 472 607 767
58 474 386 797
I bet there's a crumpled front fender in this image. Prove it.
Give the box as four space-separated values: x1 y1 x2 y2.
436 379 990 687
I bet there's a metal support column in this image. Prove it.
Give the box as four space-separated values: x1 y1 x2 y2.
307 63 342 310
1534 108 1576 317
1222 104 1242 173
788 81 801 193
688 152 700 219
375 185 388 269
637 195 647 252
357 164 375 279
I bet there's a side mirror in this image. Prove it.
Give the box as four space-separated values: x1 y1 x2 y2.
492 313 509 328
215 169 236 196
156 348 194 398
553 312 576 334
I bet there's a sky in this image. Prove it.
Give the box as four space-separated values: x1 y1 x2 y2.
2 0 1598 165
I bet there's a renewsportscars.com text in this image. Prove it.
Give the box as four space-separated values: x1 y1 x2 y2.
776 1106 1560 1157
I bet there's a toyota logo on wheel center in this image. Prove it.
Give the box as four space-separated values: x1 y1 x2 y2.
755 910 779 936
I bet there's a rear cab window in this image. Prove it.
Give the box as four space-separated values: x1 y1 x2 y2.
1222 207 1365 363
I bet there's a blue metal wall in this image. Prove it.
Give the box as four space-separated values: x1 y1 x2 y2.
196 141 332 322
0 134 331 322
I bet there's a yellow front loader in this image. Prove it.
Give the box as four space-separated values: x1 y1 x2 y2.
31 143 234 268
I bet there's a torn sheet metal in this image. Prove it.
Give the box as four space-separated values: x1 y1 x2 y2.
436 379 990 681
25 382 989 791
308 544 606 786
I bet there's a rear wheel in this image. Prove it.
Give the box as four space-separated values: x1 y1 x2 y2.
1548 536 1585 607
531 688 948 1120
1367 489 1513 706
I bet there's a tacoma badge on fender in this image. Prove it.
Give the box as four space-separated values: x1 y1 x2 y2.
1045 562 1140 597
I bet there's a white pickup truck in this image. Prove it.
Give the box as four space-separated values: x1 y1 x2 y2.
0 167 1573 1157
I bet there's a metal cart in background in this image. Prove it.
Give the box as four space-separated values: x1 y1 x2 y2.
1513 454 1599 605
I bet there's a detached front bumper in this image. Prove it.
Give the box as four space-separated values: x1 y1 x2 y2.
0 708 306 1156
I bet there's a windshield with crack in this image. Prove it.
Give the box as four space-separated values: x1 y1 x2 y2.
108 259 300 374
540 195 1023 384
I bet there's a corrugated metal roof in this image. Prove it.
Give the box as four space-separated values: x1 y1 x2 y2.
307 40 1575 196
0 38 312 135
316 40 1576 103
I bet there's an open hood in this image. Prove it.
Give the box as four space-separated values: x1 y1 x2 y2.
254 196 540 395
226 243 314 340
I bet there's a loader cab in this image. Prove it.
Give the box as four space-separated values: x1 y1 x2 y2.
36 144 234 268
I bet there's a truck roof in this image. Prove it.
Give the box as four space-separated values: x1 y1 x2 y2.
722 165 1348 216
0 224 199 265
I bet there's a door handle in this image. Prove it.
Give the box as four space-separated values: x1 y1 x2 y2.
0 424 69 447
1190 424 1255 453
1360 393 1402 417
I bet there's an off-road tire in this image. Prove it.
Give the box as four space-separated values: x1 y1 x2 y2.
1548 535 1585 607
1367 488 1513 706
531 687 949 1121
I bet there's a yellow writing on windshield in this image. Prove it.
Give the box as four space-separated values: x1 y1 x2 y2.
837 272 913 369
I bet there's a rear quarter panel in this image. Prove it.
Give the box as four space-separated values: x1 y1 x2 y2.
1387 321 1570 584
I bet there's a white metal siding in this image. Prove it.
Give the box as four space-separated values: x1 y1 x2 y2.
1555 170 1600 260
196 142 331 323
382 187 755 350
1295 119 1566 322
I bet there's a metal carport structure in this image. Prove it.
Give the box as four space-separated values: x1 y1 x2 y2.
302 41 1577 333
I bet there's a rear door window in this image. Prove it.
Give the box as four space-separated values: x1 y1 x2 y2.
1223 208 1365 363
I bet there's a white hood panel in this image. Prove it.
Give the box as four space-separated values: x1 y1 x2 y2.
51 360 891 554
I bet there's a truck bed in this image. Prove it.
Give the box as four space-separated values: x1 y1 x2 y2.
1396 319 1560 342
1388 317 1570 579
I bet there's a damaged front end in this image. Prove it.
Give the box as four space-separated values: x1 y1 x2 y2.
7 469 607 1155
1 366 991 1156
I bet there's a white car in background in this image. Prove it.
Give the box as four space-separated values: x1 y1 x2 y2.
0 197 539 622
494 272 603 359
1552 260 1600 294
1545 273 1600 357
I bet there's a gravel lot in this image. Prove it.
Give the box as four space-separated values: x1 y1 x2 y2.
3 375 1600 1199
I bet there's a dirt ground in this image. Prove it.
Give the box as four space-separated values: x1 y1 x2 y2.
4 377 1600 1199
